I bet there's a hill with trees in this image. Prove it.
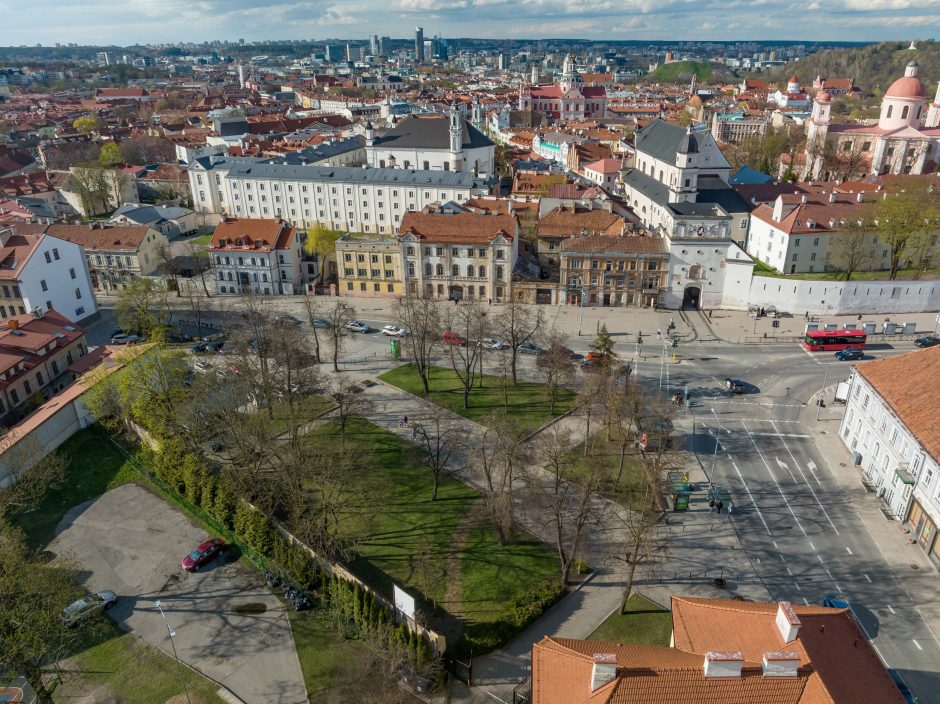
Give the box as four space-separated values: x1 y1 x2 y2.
648 60 737 84
776 40 940 95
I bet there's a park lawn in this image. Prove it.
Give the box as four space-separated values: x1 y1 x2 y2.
266 393 334 436
568 432 650 509
289 610 381 704
189 233 213 245
55 627 224 704
588 595 673 646
307 418 559 636
379 363 577 433
11 426 138 550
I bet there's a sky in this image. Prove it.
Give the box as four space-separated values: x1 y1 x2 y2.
2 0 940 46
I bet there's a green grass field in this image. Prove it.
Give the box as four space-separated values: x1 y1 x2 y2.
588 595 673 646
308 418 558 638
379 364 577 433
568 432 650 509
189 233 213 245
55 628 224 703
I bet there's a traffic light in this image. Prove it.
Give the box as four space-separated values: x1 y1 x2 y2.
672 338 678 348
772 319 780 329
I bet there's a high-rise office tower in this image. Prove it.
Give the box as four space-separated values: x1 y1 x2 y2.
370 34 379 56
415 26 424 62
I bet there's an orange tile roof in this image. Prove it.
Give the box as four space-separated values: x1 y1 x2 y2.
538 207 623 238
560 234 667 255
398 211 517 244
209 217 296 251
43 223 156 253
854 346 940 464
531 597 904 704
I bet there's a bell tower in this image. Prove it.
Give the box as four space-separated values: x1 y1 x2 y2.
448 103 462 170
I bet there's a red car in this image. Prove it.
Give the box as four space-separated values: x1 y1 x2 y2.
181 538 225 571
441 331 467 346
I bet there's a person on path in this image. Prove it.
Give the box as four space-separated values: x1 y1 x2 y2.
403 415 408 425
412 424 418 440
709 499 715 513
716 500 724 514
399 417 404 429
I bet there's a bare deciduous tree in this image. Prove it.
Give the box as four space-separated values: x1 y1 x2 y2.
326 376 372 452
443 302 489 409
476 411 529 545
395 292 441 394
830 224 875 281
537 331 576 415
611 478 664 613
496 297 544 384
0 435 67 519
413 416 458 501
325 299 357 372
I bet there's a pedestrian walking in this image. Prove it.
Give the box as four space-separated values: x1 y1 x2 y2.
488 298 492 305
709 499 715 513
399 417 404 429
412 424 418 440
403 415 408 425
804 311 809 321
716 500 724 514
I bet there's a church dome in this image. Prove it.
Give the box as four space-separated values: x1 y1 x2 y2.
688 95 703 107
815 90 832 103
886 61 927 99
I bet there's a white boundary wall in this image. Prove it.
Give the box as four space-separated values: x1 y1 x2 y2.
741 276 940 315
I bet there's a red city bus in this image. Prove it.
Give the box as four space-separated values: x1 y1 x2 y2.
802 329 867 351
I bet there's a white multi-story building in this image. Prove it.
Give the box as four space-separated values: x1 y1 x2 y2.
620 119 754 309
0 226 97 324
208 218 303 296
189 158 488 236
839 347 940 569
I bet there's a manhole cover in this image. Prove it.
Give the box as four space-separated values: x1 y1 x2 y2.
234 602 268 614
911 564 920 570
840 463 847 467
820 431 827 435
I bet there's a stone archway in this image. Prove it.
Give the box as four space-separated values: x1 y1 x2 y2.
682 285 701 310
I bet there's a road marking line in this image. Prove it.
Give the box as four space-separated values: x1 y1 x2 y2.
801 346 827 365
731 458 773 537
817 555 825 564
751 432 812 438
809 541 816 551
772 419 840 536
794 581 801 591
802 597 809 605
779 553 786 562
912 639 923 651
846 547 853 555
777 456 798 482
742 421 807 536
786 567 793 575
836 583 843 592
773 541 779 549
806 460 823 486
826 568 834 579
887 605 896 614
864 573 872 583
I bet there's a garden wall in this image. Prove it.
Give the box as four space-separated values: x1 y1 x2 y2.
743 276 940 316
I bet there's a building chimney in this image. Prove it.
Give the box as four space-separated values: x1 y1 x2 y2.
775 601 801 643
703 651 744 678
591 653 617 691
829 192 836 204
857 192 864 203
762 652 801 677
800 194 808 204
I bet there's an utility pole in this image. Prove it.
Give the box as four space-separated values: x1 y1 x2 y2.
708 407 721 489
155 601 192 704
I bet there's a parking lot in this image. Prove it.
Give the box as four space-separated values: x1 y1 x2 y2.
49 483 307 704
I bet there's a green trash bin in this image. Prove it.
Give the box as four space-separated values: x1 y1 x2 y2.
390 338 401 360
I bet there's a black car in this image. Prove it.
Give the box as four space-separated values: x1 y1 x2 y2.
834 348 864 361
518 342 543 355
274 314 303 327
914 335 940 348
724 378 746 394
206 340 225 353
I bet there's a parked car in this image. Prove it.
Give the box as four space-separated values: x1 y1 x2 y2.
345 320 370 333
821 595 850 610
193 360 211 374
312 318 331 329
181 538 226 571
61 590 117 627
914 335 940 348
724 377 746 394
190 341 209 353
441 331 467 346
482 337 509 350
274 314 303 327
834 348 864 361
518 341 543 355
110 333 143 345
382 325 407 337
584 351 613 362
206 340 225 353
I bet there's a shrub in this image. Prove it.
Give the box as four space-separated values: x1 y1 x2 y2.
181 454 205 506
200 474 216 513
211 479 235 528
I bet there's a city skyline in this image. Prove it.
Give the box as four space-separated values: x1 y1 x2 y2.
3 0 940 46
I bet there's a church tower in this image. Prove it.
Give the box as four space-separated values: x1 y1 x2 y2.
805 90 832 179
926 82 940 128
448 103 463 170
560 54 575 92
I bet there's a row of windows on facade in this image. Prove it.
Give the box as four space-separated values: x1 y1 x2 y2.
344 247 506 262
347 281 397 293
416 263 503 279
223 201 394 223
213 254 287 267
39 268 79 292
220 285 273 295
93 254 136 268
568 275 660 288
198 174 460 200
217 270 288 282
567 259 659 271
43 248 61 263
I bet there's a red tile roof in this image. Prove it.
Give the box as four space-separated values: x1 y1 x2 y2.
854 345 940 464
209 217 296 251
398 211 517 244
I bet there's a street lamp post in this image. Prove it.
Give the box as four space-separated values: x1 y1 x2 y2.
656 329 667 390
577 277 586 337
708 407 721 489
815 363 830 421
155 600 192 704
